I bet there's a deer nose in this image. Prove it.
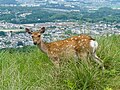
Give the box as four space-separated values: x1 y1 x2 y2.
34 42 37 45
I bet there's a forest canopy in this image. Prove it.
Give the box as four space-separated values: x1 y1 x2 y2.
0 6 119 24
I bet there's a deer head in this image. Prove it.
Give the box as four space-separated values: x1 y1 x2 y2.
26 27 45 45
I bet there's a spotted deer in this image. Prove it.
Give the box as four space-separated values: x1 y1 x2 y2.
26 27 104 69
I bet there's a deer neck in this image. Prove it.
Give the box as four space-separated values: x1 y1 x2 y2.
37 39 48 54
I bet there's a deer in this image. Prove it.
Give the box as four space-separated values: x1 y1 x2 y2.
26 27 104 69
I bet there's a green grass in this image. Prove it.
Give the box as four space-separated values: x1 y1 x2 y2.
0 35 120 90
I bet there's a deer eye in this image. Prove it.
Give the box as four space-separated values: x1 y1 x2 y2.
38 35 40 37
32 36 34 38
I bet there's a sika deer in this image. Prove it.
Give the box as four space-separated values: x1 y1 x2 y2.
26 27 104 69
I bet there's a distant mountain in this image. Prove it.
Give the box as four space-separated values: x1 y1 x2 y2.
0 0 17 4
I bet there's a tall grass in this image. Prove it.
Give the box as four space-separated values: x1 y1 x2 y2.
0 35 120 90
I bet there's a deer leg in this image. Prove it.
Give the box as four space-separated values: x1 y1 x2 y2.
76 51 89 60
90 40 105 70
47 53 60 68
92 53 105 70
51 57 60 68
76 52 90 66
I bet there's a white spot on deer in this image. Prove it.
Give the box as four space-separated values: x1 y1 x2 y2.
75 38 77 40
66 45 69 48
53 48 58 51
78 41 81 43
61 48 64 50
71 38 73 40
51 51 53 54
81 39 84 41
73 46 76 48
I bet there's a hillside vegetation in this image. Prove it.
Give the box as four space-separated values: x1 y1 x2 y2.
0 7 120 24
0 35 120 90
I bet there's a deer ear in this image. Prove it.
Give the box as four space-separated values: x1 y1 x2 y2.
40 27 45 33
25 28 32 34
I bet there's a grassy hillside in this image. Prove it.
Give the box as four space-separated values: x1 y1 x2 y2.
0 35 120 90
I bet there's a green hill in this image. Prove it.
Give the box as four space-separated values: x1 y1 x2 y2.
0 35 120 90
